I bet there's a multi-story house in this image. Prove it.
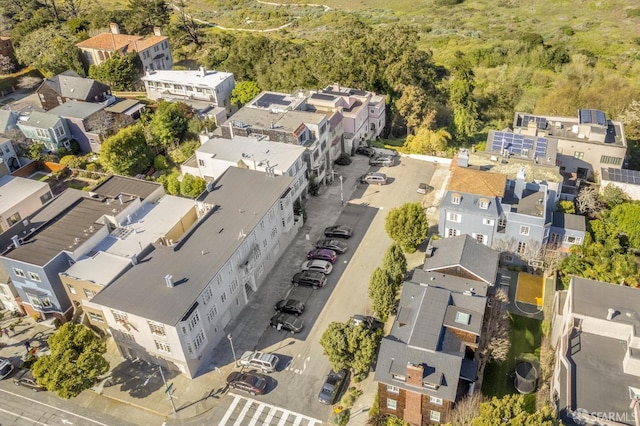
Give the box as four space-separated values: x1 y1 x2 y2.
0 175 52 234
548 212 586 253
0 176 164 320
220 91 332 185
600 167 640 200
512 110 627 180
0 137 21 173
76 24 172 71
181 134 308 202
35 70 113 111
141 67 235 121
551 277 640 425
16 111 72 152
305 83 386 154
48 100 107 153
90 167 299 378
0 110 19 135
376 235 498 425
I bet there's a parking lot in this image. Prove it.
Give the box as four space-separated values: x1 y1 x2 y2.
208 154 438 422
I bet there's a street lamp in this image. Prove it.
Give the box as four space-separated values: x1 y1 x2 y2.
227 334 238 367
339 174 344 207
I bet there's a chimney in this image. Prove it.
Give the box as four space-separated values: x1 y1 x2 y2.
11 235 20 247
118 194 124 204
406 362 424 387
606 308 616 321
514 166 526 200
165 274 174 288
458 148 469 168
199 66 206 77
153 26 162 36
110 23 120 34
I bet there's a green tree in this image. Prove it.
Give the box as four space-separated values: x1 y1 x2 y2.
26 142 46 161
88 52 140 90
59 154 88 169
384 202 429 253
556 200 575 214
99 125 153 176
404 126 451 155
319 321 381 375
599 184 629 209
382 243 407 287
125 0 169 34
180 173 206 198
14 25 84 77
449 53 479 143
166 173 181 195
472 394 557 425
368 267 396 321
319 322 351 371
231 80 261 108
32 323 109 399
394 85 435 135
609 202 640 249
349 325 381 375
147 101 192 152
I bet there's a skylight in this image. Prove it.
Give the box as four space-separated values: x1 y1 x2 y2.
455 311 471 325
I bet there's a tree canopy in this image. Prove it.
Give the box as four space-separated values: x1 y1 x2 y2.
88 52 141 90
99 124 153 176
384 202 429 253
146 101 193 152
382 243 407 287
14 25 84 77
32 323 109 399
319 321 381 375
231 80 262 108
368 267 397 321
472 394 557 426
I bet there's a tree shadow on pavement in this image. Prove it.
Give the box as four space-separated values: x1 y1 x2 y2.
108 359 178 399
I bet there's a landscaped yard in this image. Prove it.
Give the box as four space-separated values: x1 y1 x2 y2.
482 314 542 399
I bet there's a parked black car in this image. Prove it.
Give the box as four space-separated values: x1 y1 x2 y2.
355 146 376 157
324 225 353 239
274 299 305 316
292 271 326 288
350 315 383 331
315 239 348 254
318 369 350 404
226 371 268 395
270 313 304 333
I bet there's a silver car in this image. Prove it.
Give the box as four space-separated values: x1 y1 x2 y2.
301 259 333 274
369 155 394 167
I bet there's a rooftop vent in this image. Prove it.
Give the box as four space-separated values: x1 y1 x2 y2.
607 308 616 321
11 235 20 247
165 274 174 288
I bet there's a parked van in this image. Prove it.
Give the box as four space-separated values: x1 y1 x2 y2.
359 172 388 185
239 351 280 373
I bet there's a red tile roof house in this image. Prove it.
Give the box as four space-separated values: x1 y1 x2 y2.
76 23 173 72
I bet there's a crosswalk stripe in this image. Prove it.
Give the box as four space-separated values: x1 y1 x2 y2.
292 415 303 426
263 405 278 424
233 398 254 426
219 394 241 425
276 414 289 426
247 403 267 426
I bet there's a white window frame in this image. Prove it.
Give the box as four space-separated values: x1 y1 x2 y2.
88 312 104 323
446 228 460 238
451 194 461 205
28 272 41 282
154 340 171 353
520 225 530 236
446 212 461 223
473 233 486 244
387 399 397 410
148 321 166 336
386 384 400 394
483 218 495 226
429 395 443 405
479 200 489 209
517 241 527 254
67 284 76 294
430 410 441 422
12 268 25 278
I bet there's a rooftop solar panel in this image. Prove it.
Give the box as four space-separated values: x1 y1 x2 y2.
595 110 607 127
579 109 592 124
522 115 548 129
603 167 640 185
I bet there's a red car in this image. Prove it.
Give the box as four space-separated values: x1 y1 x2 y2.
307 248 337 263
226 371 268 396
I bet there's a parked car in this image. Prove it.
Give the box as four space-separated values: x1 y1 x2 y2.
334 153 352 165
315 239 348 254
226 371 268 395
274 299 305 316
324 225 353 239
13 369 45 391
350 315 383 331
292 271 327 288
359 172 388 185
369 155 394 167
239 351 280 373
355 146 376 157
301 259 333 274
417 182 433 194
307 248 338 263
0 358 14 380
318 369 350 404
270 313 304 333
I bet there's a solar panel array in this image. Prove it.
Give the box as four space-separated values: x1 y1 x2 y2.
579 109 607 127
603 168 640 184
490 131 548 157
521 115 547 130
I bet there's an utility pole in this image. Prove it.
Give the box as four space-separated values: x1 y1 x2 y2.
158 364 177 414
339 175 344 207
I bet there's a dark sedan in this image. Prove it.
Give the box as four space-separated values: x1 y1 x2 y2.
307 248 338 263
291 271 326 288
318 369 350 405
270 313 304 333
226 371 268 396
324 225 353 239
274 299 305 316
355 146 376 157
315 239 348 254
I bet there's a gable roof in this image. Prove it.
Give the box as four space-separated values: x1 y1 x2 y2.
447 167 507 198
0 110 19 133
39 70 107 101
17 111 61 129
76 32 166 53
424 235 499 285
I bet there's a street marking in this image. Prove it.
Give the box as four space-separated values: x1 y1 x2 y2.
0 388 109 425
219 393 241 425
62 420 74 425
223 394 322 426
0 407 48 425
277 414 288 426
263 405 278 424
233 399 253 426
293 416 303 426
247 402 267 426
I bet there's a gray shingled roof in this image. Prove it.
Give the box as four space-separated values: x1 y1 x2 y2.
92 175 161 200
48 100 105 119
45 70 102 101
551 212 586 231
91 167 294 325
570 277 640 327
410 269 489 297
18 111 61 129
424 235 499 285
0 110 18 133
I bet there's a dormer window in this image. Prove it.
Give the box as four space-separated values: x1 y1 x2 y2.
424 382 439 390
392 374 406 382
479 198 489 209
451 193 461 205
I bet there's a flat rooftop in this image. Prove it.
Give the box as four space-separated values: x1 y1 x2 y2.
447 167 507 198
63 251 132 285
48 100 105 119
503 186 547 217
92 175 161 200
141 69 233 87
468 150 563 183
0 175 50 213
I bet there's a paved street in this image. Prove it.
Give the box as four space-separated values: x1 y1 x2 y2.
219 393 322 426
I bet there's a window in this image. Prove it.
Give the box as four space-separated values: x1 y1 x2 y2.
41 298 51 307
88 312 104 323
12 268 25 278
446 228 460 238
148 322 166 336
520 226 530 236
386 399 397 410
391 374 406 382
455 311 471 325
564 235 581 244
28 272 41 282
7 212 21 226
429 396 443 405
121 332 135 342
483 218 495 226
446 212 461 223
194 330 206 350
221 292 227 303
430 410 441 422
198 159 205 167
83 288 97 299
498 217 507 227
203 286 213 304
550 233 560 244
600 155 622 165
386 385 399 394
67 284 76 294
479 199 489 209
40 192 52 204
474 233 485 244
188 312 200 331
517 241 527 254
112 311 128 322
207 305 218 322
229 279 239 294
154 340 171 353
451 194 461 205
573 151 584 160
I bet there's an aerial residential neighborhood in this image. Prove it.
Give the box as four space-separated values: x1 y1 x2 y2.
1 2 640 426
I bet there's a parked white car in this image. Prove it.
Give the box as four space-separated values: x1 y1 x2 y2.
301 259 333 274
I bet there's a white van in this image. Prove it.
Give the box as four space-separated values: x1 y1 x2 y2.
239 351 280 373
359 172 388 185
